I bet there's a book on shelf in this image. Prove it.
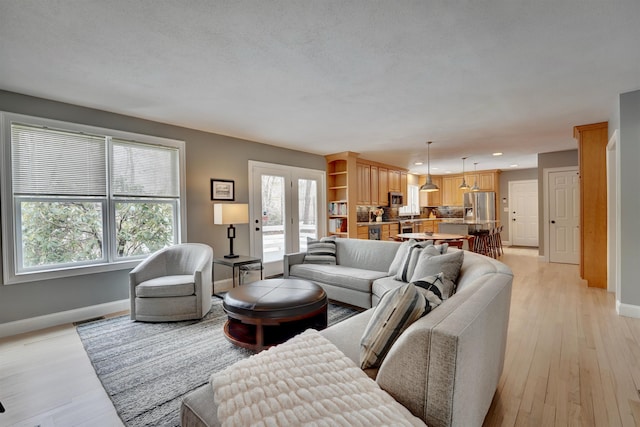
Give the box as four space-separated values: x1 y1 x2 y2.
328 218 348 233
328 202 347 216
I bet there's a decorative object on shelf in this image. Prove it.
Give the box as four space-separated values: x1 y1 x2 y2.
471 162 480 191
420 141 439 192
214 203 249 258
211 179 235 201
459 157 470 190
372 207 384 222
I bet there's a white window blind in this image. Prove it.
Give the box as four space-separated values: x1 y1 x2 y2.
11 123 106 196
112 139 179 198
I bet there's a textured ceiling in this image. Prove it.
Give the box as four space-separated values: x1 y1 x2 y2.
1 1 639 173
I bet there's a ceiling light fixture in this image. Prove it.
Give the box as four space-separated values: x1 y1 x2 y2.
419 141 439 192
470 162 480 191
459 157 470 190
492 152 503 156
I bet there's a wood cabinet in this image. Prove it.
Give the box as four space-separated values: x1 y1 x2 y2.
327 152 407 238
370 165 379 205
400 172 407 201
574 122 608 289
389 170 401 192
357 225 369 239
442 176 465 206
423 170 499 207
356 163 371 205
378 167 389 206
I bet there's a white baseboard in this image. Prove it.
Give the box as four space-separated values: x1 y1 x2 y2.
0 299 130 338
617 300 640 318
2 277 271 338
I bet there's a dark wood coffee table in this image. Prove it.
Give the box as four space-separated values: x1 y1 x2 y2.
222 278 328 351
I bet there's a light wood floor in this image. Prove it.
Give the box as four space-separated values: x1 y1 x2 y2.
1 247 639 426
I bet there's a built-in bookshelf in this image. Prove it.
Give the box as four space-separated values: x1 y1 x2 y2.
326 154 352 237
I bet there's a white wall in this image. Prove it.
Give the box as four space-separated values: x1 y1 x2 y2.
618 89 640 311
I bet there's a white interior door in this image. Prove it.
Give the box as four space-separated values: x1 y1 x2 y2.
548 169 580 264
249 161 325 277
509 180 539 247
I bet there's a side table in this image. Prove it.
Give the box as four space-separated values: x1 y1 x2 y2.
213 255 263 295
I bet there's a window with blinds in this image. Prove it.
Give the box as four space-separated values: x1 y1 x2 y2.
1 113 185 283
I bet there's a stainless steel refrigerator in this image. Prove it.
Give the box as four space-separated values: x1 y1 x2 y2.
463 191 496 222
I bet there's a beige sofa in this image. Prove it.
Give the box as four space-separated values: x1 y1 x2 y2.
181 239 513 427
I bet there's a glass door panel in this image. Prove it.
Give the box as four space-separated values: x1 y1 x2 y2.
261 174 286 264
298 178 318 252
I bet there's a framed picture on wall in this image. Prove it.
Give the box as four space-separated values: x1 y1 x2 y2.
211 179 235 201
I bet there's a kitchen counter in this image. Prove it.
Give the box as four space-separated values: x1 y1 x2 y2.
357 221 398 226
439 219 500 225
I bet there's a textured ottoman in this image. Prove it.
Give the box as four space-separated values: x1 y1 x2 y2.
222 278 327 351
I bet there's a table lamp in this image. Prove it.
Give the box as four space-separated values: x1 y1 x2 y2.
214 203 249 258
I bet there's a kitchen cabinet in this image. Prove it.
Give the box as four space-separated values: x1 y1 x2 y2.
479 172 495 191
370 165 379 205
356 163 371 205
388 170 401 192
574 121 608 289
442 176 465 206
400 172 407 201
357 225 369 239
378 167 388 206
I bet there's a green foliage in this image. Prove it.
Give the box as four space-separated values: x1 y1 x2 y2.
20 201 174 269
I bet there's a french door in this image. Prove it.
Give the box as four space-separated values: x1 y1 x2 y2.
248 161 325 277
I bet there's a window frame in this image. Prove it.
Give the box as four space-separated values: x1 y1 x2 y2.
1 112 187 285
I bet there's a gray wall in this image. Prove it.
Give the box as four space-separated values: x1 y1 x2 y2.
0 90 325 323
536 149 579 256
619 89 640 307
498 168 538 243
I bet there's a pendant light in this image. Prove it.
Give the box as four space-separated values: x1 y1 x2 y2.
470 162 480 191
419 141 439 192
459 157 470 190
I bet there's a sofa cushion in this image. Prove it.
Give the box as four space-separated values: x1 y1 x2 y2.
290 264 388 293
410 248 464 298
135 275 195 297
360 282 427 369
303 236 337 264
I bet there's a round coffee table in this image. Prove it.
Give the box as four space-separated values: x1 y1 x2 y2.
222 278 328 351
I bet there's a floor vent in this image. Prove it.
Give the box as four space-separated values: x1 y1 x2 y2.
73 316 105 326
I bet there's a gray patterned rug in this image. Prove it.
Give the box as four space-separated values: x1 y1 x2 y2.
76 298 360 427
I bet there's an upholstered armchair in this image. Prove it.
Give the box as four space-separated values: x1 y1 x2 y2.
129 243 213 322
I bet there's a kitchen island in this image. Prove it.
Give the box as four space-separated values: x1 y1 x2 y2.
438 219 500 235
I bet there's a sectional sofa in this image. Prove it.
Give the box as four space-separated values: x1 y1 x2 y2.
181 238 513 427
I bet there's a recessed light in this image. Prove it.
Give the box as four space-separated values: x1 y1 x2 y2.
445 171 452 174
510 164 519 168
414 161 423 166
432 167 439 170
492 152 503 156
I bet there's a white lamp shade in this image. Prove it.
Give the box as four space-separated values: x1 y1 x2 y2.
213 203 249 225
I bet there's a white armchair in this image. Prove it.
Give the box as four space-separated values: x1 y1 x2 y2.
129 243 213 322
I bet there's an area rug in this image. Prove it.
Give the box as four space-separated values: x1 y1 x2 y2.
76 298 361 427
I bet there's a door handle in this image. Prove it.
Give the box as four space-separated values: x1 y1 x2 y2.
255 227 260 231
512 218 516 221
551 220 556 224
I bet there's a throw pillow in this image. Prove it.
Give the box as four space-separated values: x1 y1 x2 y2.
409 248 464 299
393 243 425 282
412 273 446 315
387 239 433 277
303 236 337 264
360 282 426 369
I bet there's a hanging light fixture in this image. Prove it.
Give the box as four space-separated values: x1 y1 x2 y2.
459 157 470 190
470 162 480 191
419 141 439 192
